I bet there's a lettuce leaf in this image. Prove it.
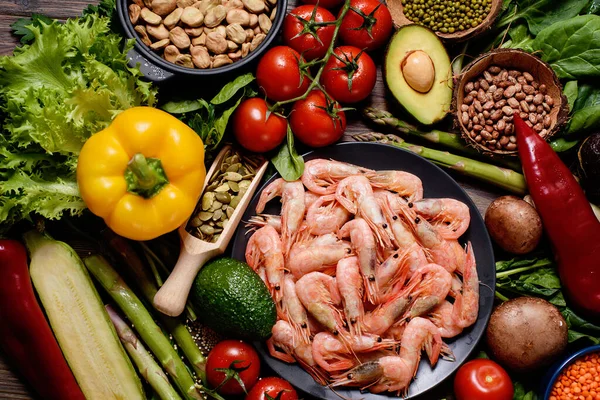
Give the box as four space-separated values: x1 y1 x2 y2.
0 8 157 229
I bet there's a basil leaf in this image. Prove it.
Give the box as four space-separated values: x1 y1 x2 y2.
532 15 600 79
211 73 255 105
208 96 244 151
568 104 600 134
161 99 204 114
271 125 304 181
564 81 578 111
497 0 589 35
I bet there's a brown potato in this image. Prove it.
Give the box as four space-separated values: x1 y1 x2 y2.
485 195 542 254
486 297 568 372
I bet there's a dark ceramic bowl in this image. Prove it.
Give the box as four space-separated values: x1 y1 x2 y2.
231 142 496 399
117 0 287 81
541 344 600 399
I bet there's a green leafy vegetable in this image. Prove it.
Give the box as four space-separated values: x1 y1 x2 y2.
0 9 157 229
532 15 600 79
497 0 589 35
512 382 539 400
564 81 579 111
568 105 600 134
584 0 600 14
210 73 255 105
500 24 535 52
10 14 53 44
271 125 305 181
550 137 581 152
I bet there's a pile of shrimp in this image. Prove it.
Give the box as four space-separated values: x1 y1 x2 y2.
244 159 479 396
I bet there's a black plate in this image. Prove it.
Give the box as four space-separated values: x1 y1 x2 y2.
231 142 495 399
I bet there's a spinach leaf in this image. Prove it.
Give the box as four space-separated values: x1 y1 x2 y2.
550 137 580 152
271 125 304 181
568 104 600 134
563 81 579 111
572 83 600 112
496 256 552 273
209 96 244 151
501 24 535 52
513 382 538 400
161 99 204 114
584 0 600 14
532 15 600 79
211 73 255 105
497 0 589 35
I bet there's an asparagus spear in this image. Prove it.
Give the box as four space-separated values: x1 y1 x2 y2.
105 305 183 400
363 107 522 172
84 255 205 400
353 132 527 195
106 234 207 383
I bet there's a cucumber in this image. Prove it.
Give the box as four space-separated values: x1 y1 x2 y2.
24 231 145 400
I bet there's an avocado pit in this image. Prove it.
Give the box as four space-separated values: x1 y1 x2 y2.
401 50 435 94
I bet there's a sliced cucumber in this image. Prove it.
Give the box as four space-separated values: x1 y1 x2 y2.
24 231 145 400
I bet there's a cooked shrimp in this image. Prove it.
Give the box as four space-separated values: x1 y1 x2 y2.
256 178 305 254
376 244 425 303
312 331 397 372
412 198 470 240
267 320 327 385
287 236 351 278
364 291 412 336
452 243 479 328
295 272 346 336
331 317 450 395
336 176 394 248
405 263 453 318
247 214 282 233
429 301 463 338
336 257 365 338
366 170 424 202
339 219 379 304
245 225 285 301
305 194 351 236
305 191 321 209
302 159 373 195
278 274 311 344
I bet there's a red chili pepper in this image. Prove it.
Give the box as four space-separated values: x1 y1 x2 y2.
515 115 600 317
0 240 85 400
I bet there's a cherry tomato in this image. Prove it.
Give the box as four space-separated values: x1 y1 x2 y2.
232 98 287 153
256 46 310 102
339 0 393 51
245 377 298 400
321 46 376 103
301 0 344 10
290 90 346 147
206 340 261 396
454 359 514 400
283 5 336 60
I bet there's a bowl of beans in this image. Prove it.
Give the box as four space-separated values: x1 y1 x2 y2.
454 48 569 155
543 345 600 400
117 0 286 80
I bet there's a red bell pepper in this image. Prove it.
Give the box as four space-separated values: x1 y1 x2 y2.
0 240 85 400
514 115 600 317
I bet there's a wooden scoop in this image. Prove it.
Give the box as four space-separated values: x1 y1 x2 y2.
153 145 268 317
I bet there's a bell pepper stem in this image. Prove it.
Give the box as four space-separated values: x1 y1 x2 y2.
125 153 169 198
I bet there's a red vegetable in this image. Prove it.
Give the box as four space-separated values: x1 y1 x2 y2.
515 115 600 317
454 359 513 400
0 240 85 400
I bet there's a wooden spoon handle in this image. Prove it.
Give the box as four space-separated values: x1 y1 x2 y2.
153 249 213 317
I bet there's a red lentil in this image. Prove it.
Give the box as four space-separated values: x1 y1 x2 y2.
550 352 600 400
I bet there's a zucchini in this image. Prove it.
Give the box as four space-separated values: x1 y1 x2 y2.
24 231 145 400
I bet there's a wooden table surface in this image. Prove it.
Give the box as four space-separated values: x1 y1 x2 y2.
0 1 502 398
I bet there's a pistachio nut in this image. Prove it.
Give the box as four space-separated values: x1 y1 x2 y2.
151 0 177 16
204 5 227 27
226 23 246 44
212 54 233 68
134 25 152 46
150 38 170 49
129 4 141 24
174 54 194 68
163 7 183 29
242 0 265 13
140 8 162 25
181 6 205 27
147 23 170 40
163 44 180 62
191 45 212 68
170 26 192 49
226 8 250 25
206 31 228 54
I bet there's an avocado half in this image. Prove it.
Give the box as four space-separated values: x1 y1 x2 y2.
384 25 453 125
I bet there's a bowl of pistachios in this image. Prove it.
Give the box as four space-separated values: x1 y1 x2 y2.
117 0 286 80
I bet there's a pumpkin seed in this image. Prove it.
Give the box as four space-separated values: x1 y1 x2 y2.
215 183 230 192
226 206 234 218
200 225 215 235
201 192 215 210
228 181 240 192
213 234 221 241
230 195 241 208
213 209 223 221
224 172 242 182
190 216 202 227
215 192 231 203
210 200 223 211
227 163 241 172
199 211 213 221
213 227 223 233
239 180 251 190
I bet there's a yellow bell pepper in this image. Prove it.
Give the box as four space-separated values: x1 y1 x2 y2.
77 107 206 241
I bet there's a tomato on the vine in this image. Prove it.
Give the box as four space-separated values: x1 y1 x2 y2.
245 377 298 400
321 46 376 103
283 5 336 60
256 46 309 102
300 0 344 10
339 0 393 51
290 90 346 147
232 98 287 153
454 359 514 400
205 340 261 396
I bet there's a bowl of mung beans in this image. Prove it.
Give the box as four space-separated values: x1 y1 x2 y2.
387 0 503 42
454 48 569 155
542 345 600 400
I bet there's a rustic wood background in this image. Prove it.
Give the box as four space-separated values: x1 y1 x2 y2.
0 0 501 398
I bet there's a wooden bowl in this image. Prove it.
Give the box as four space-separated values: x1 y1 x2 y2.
387 0 503 42
454 48 569 156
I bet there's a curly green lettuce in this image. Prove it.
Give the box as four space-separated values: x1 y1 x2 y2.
0 8 157 229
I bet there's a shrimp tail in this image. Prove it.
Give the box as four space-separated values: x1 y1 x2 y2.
267 337 296 363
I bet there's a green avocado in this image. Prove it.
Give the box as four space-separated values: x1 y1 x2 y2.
384 25 453 125
191 257 276 341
